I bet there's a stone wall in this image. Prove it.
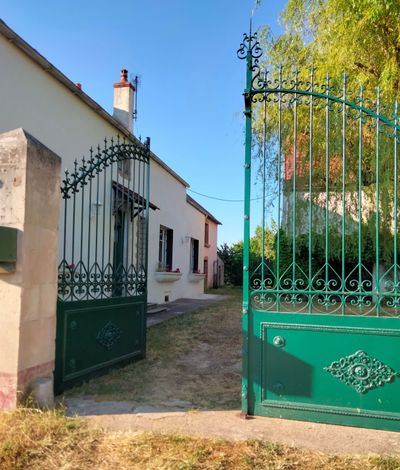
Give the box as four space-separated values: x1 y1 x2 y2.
0 128 61 409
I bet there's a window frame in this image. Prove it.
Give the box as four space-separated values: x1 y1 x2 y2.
204 222 210 247
190 237 200 273
158 225 173 271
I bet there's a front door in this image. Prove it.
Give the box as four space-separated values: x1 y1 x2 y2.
203 258 208 289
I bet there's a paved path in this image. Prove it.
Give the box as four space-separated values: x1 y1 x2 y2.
65 399 400 456
147 294 226 327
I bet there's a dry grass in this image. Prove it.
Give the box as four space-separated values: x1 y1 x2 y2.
66 288 243 409
1 408 399 470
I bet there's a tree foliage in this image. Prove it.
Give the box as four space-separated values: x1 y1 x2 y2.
263 0 400 99
218 225 275 285
251 0 400 259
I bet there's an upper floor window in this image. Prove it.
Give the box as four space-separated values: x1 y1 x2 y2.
118 159 131 179
204 222 210 247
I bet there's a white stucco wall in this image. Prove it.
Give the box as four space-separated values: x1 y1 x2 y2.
147 165 207 303
0 33 218 304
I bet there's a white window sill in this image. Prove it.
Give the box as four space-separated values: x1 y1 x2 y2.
154 271 182 283
188 273 206 282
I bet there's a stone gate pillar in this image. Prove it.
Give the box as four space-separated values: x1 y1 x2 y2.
0 128 61 409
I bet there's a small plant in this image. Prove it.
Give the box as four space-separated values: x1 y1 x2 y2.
156 263 181 273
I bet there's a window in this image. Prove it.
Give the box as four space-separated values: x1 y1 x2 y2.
204 222 210 247
118 159 131 178
190 238 199 273
158 226 173 270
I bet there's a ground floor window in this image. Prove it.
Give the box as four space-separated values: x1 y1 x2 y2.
190 238 199 273
159 225 173 270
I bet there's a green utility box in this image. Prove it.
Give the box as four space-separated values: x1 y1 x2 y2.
0 226 17 273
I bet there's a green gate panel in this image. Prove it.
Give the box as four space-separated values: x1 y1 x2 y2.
249 311 400 431
54 138 151 394
55 296 146 394
238 32 400 431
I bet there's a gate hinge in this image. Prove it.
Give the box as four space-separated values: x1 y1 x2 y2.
242 307 248 315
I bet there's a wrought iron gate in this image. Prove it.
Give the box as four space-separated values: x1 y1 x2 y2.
54 136 151 393
238 33 400 431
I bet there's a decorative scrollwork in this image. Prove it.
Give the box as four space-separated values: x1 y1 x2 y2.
237 32 262 61
58 260 146 301
325 350 397 394
61 136 150 199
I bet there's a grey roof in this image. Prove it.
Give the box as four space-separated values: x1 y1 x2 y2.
186 194 222 225
0 18 189 188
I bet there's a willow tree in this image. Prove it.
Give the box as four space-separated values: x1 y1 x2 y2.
261 0 400 97
253 0 400 267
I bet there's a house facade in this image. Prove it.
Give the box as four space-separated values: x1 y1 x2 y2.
0 19 221 305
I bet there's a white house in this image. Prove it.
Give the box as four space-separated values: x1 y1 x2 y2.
0 19 222 305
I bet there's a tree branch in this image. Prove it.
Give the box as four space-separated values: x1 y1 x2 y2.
353 62 379 78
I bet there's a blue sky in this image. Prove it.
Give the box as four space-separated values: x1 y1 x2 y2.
2 0 286 245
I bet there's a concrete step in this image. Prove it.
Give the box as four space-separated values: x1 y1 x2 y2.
147 305 168 315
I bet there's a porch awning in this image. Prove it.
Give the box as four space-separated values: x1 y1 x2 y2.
112 181 158 219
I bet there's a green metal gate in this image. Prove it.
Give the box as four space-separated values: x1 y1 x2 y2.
54 136 151 393
238 33 400 431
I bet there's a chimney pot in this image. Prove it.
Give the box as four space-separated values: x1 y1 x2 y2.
75 83 82 90
120 69 128 82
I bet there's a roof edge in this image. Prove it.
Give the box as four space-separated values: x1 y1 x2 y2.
0 18 189 188
186 194 222 225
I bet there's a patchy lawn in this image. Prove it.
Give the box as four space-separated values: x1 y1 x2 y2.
1 408 399 470
66 288 242 409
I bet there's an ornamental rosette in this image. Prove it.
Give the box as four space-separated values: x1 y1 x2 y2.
324 350 397 394
96 321 122 350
